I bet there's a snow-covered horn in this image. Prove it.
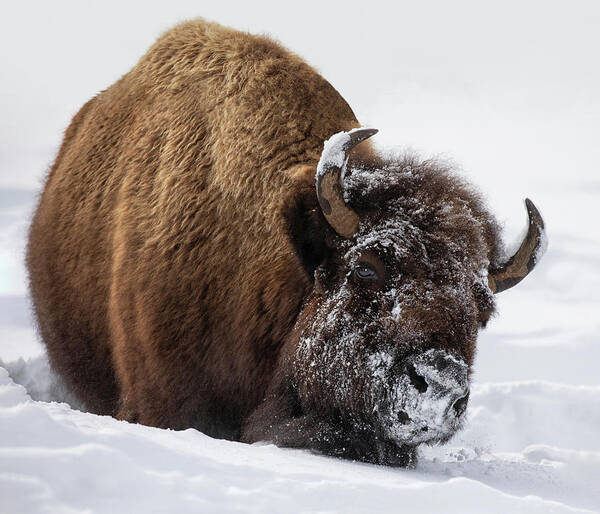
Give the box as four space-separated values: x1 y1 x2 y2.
316 128 378 238
488 199 547 293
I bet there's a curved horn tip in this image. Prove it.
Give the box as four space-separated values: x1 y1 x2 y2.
525 198 545 229
344 128 378 150
348 127 379 140
317 128 377 177
523 198 547 265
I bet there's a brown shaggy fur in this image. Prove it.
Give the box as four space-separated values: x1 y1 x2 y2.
28 19 502 463
28 19 357 434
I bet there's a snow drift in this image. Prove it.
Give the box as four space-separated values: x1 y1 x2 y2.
1 361 598 513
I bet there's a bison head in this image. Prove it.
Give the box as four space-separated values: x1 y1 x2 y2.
243 128 546 466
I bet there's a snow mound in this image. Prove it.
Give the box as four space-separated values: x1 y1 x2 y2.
1 363 598 514
1 354 82 408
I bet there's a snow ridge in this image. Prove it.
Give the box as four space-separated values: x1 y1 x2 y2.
1 365 598 513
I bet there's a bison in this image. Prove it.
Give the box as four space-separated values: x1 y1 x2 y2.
27 19 546 466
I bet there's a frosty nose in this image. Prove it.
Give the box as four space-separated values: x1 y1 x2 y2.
403 349 469 416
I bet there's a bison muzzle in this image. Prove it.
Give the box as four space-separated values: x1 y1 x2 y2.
26 19 546 466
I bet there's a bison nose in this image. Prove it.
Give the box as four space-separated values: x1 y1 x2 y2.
403 349 469 407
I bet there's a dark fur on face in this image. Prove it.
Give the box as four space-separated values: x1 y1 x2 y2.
242 155 503 465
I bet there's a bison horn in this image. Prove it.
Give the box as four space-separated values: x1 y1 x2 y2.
316 128 378 238
488 198 547 294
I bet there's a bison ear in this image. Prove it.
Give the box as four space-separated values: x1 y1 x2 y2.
282 171 333 282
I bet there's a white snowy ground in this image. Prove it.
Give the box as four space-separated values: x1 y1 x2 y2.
1 1 599 513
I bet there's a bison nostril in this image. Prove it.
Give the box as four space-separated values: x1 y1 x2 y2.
433 353 449 372
406 363 428 393
397 410 411 424
452 392 469 417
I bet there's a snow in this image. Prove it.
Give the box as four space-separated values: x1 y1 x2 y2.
1 1 599 513
1 367 598 513
534 219 549 266
316 131 353 174
316 128 377 182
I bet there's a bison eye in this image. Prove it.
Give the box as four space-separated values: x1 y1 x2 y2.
354 263 378 281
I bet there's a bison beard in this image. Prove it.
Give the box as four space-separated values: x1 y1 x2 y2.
26 19 545 466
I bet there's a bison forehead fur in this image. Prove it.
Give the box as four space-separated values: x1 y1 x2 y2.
27 18 521 467
299 162 498 374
